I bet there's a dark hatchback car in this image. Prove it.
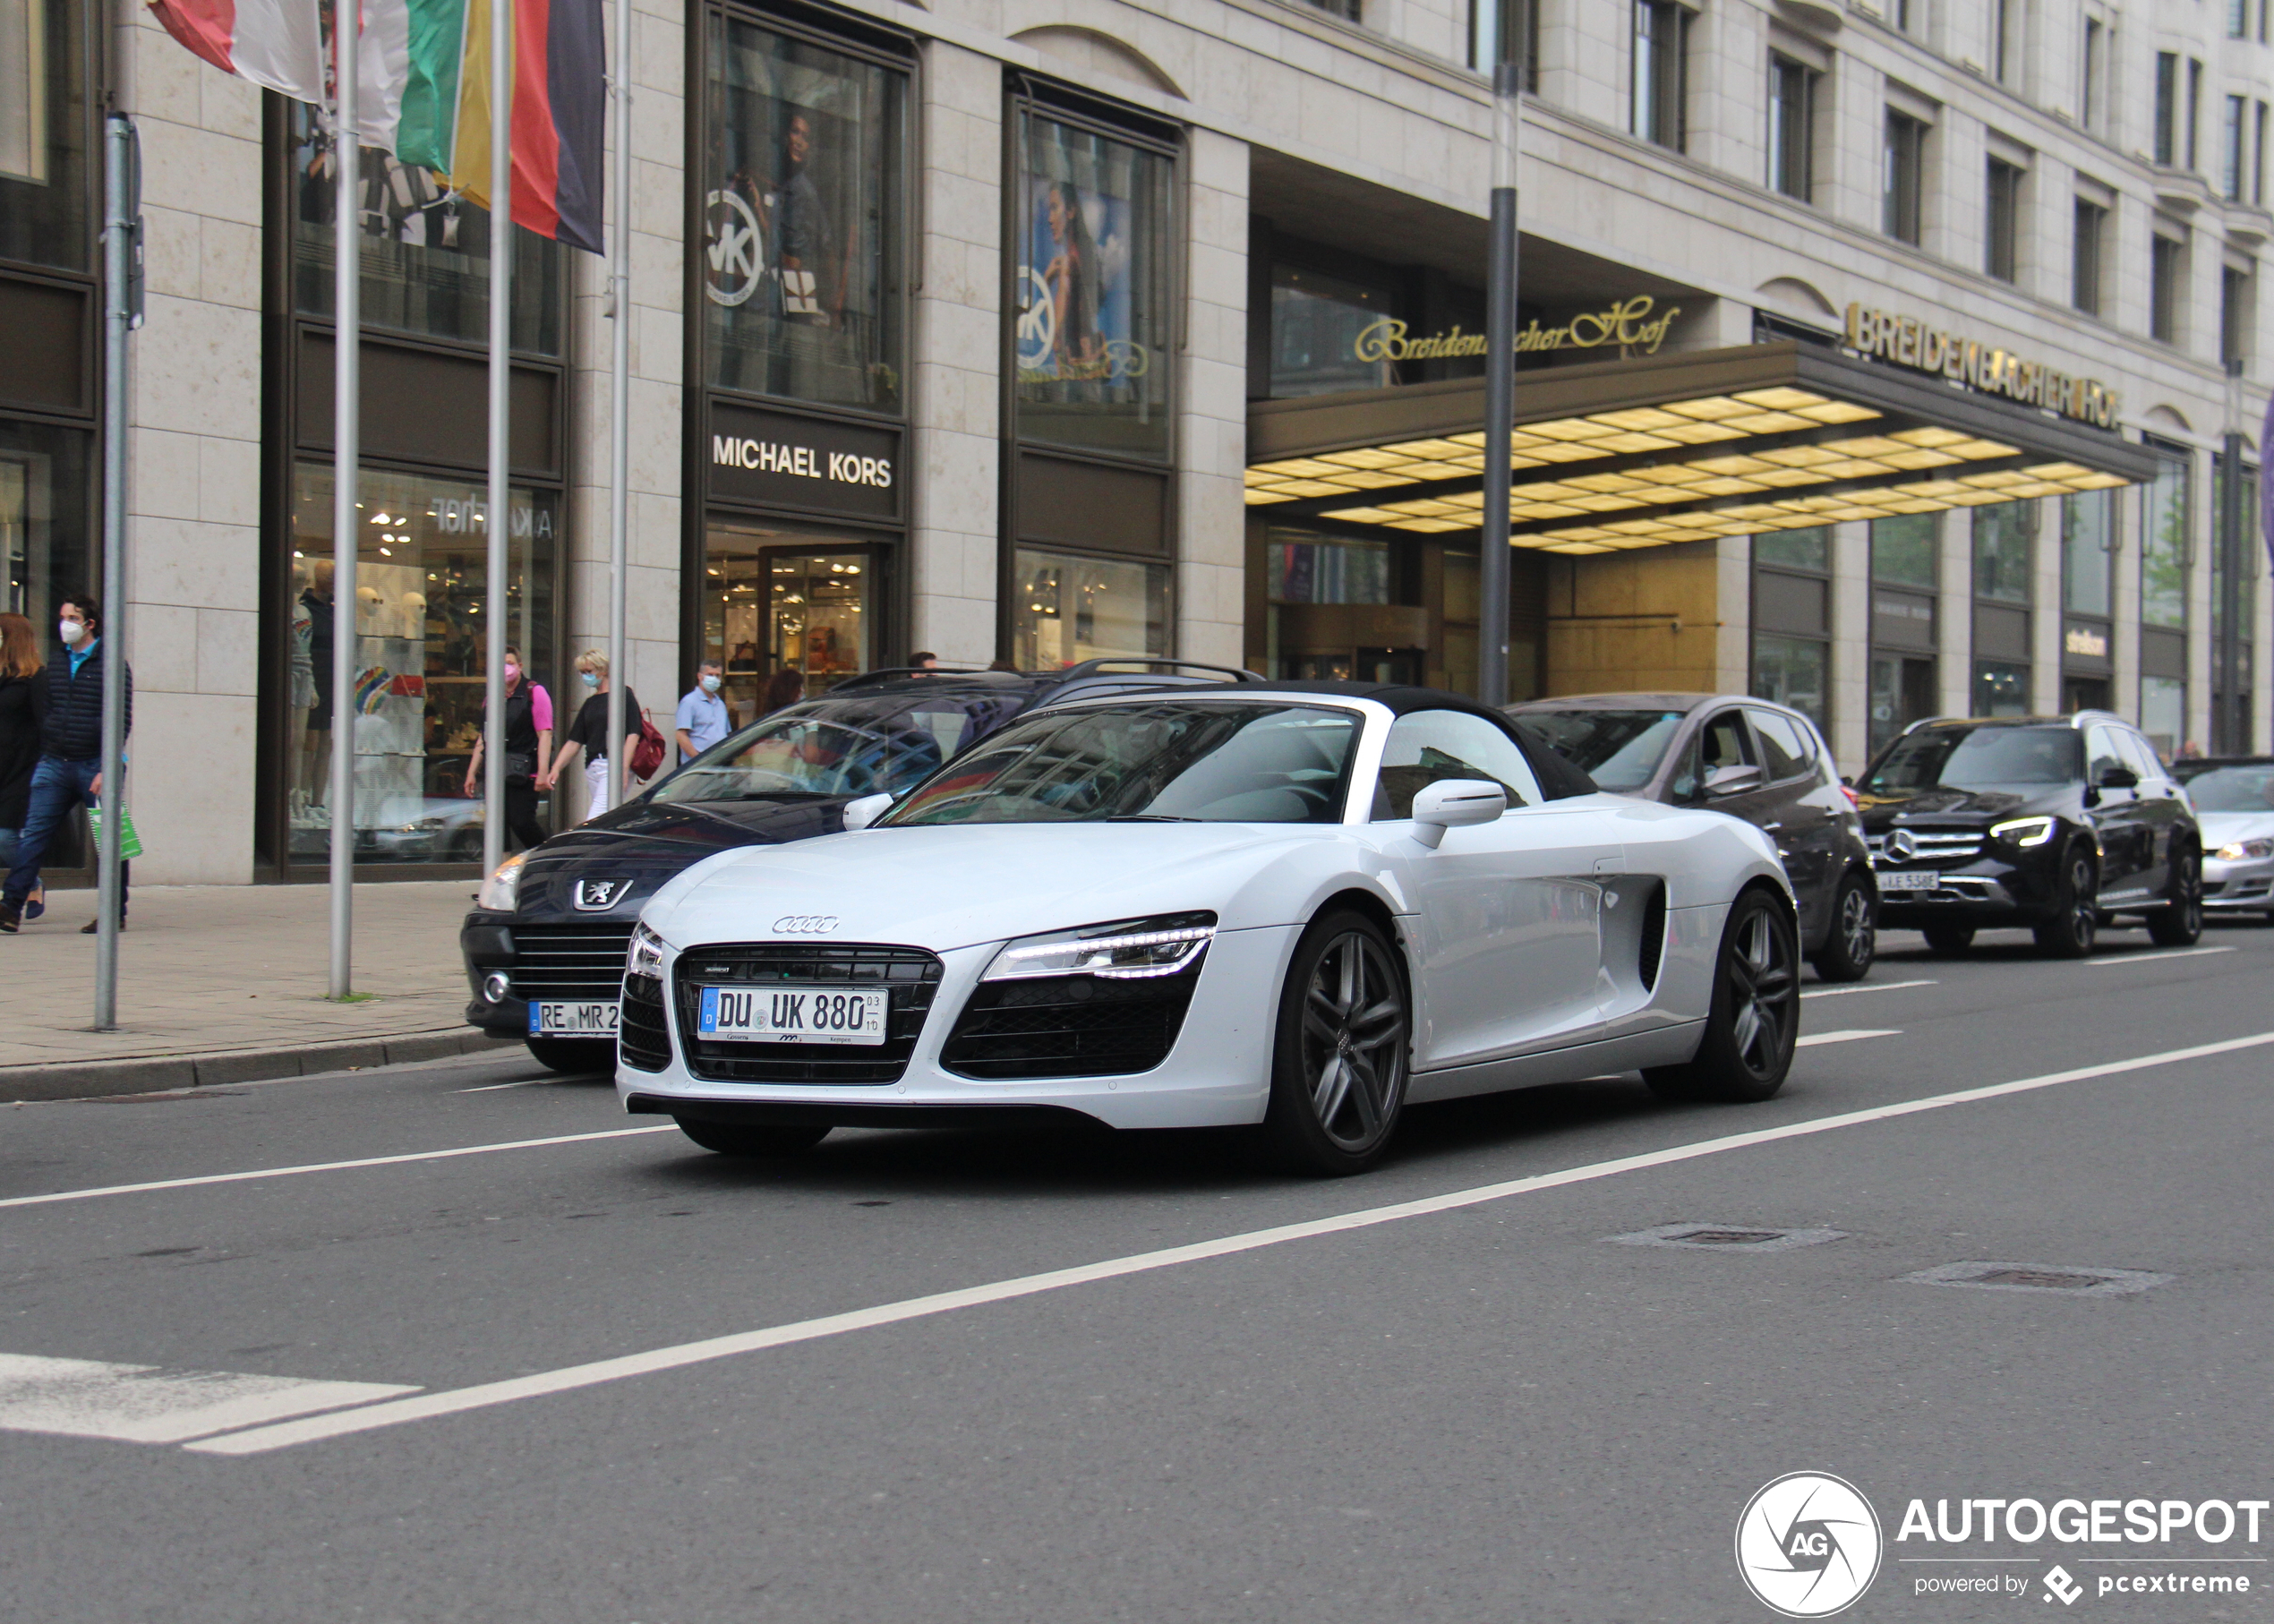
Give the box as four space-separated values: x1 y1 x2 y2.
1854 712 2203 957
462 661 1255 1071
1508 693 1878 981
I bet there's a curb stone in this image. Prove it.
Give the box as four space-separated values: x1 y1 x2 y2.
0 1030 524 1102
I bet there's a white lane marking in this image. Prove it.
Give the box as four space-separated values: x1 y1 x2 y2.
453 1079 557 1093
190 1028 2274 1457
0 1354 417 1444
2088 946 2236 968
0 1125 679 1212
1795 1029 1900 1047
1803 979 1936 1000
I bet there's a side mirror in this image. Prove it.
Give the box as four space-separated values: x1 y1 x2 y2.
2098 765 2139 791
1705 763 1764 798
1409 779 1508 849
842 792 894 831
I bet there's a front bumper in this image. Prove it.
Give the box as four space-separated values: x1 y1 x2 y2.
613 925 1297 1133
461 911 638 1040
2203 854 2274 911
1870 850 2061 926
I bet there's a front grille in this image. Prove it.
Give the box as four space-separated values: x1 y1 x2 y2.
940 961 1204 1081
511 923 637 1002
672 944 943 1085
1868 829 1984 864
619 972 671 1071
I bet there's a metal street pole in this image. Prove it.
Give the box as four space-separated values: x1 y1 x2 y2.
2219 360 2245 754
93 113 140 1030
328 0 360 997
483 0 513 877
1477 58 1521 707
605 0 631 810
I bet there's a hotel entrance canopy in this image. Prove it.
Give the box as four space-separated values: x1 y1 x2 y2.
1245 341 2159 553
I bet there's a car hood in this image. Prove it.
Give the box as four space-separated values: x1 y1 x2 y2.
509 794 854 919
1856 785 2063 824
2198 810 2274 846
644 821 1353 953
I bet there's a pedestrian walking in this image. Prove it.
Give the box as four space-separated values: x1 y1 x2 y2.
463 644 552 852
1 594 129 934
760 666 804 715
0 614 47 923
542 650 640 823
675 659 729 763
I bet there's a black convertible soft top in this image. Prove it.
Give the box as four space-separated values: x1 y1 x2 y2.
1167 680 1601 802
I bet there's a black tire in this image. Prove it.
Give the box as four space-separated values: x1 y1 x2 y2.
2032 847 2099 959
2146 847 2205 947
1920 923 1976 955
674 1117 831 1158
1808 873 1877 983
524 1037 616 1074
1259 910 1410 1176
1644 886 1800 1105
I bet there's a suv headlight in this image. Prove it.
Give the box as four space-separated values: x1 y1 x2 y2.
2215 838 2274 860
476 852 526 910
626 922 666 982
1989 816 2056 847
982 912 1218 982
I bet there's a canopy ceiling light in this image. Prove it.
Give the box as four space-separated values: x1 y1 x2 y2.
1245 341 2158 554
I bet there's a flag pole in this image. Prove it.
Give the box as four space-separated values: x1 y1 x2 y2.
604 0 630 810
328 0 360 997
483 0 512 877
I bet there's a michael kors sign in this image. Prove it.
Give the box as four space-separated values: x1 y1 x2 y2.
705 399 902 522
1844 303 2121 429
1353 295 1681 364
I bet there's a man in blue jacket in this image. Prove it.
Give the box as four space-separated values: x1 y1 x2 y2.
1 593 130 934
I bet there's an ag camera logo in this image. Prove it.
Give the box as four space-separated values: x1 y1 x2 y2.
1737 1472 1884 1617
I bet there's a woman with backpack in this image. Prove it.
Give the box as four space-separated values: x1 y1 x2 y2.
541 649 644 822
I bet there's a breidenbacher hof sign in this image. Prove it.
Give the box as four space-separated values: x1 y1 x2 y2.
1843 303 2121 430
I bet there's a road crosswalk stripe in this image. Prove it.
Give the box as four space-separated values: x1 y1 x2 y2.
0 1354 416 1444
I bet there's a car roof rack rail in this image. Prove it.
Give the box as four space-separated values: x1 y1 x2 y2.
1046 658 1265 684
825 666 996 691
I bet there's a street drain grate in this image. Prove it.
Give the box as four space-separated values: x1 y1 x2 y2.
1606 1223 1847 1252
1902 1261 2172 1296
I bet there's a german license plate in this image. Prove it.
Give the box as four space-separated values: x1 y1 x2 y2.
529 1001 619 1036
697 986 888 1046
1877 869 1943 893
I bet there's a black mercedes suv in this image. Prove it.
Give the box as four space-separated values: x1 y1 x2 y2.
1855 711 2203 958
461 660 1257 1072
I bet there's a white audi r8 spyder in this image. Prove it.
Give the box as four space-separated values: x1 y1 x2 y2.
618 683 1802 1175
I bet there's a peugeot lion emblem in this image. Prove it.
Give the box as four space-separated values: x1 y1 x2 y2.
573 878 631 911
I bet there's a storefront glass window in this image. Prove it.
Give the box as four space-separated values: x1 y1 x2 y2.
2140 673 2185 752
702 524 877 726
288 464 557 865
1971 501 2032 603
0 0 89 271
704 14 906 413
2061 489 2113 617
2141 451 2191 629
1267 533 1390 603
1270 264 1397 397
1013 547 1167 670
1755 526 1829 571
1870 512 1938 587
0 419 87 627
289 105 563 356
1973 659 2030 715
1014 113 1174 460
1752 633 1828 729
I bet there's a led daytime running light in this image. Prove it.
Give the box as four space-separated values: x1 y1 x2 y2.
1989 816 2056 847
986 923 1217 981
2215 838 2274 861
626 922 666 980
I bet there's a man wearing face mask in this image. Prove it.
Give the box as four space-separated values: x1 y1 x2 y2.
675 659 730 765
1 594 130 934
463 644 552 852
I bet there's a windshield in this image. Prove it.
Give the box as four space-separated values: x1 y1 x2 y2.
880 702 1361 826
1514 709 1686 792
651 691 1026 804
1863 725 2082 793
2185 765 2274 812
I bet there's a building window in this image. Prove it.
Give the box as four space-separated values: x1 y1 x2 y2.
2230 0 2251 38
2226 96 2249 201
1750 527 1830 730
2258 102 2269 205
1269 262 1398 397
1630 0 1689 152
2188 59 2203 171
1993 0 2018 87
1768 54 1817 201
2140 450 2191 632
1972 501 2031 605
0 420 90 628
1306 0 1362 18
1012 548 1168 669
1884 111 1927 246
2062 489 2114 619
1973 662 2030 716
1872 512 1937 591
1471 0 1541 92
1894 0 1919 35
2223 262 2256 372
1986 158 2023 282
2073 197 2107 315
1869 515 1939 756
0 0 90 272
2154 53 2179 167
2150 232 2186 346
2140 676 2185 754
2081 19 2103 133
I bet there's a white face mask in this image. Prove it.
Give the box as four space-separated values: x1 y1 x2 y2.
59 620 85 646
699 673 722 694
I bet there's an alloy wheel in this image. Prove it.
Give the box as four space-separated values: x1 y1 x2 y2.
2063 855 2097 949
1836 884 1873 967
1726 904 1798 1077
1298 929 1408 1152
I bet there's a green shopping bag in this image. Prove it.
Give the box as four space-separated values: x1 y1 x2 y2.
87 805 144 860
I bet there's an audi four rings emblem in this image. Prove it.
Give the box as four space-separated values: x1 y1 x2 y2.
773 915 840 934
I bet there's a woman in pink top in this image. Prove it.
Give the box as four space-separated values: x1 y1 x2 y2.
463 643 554 851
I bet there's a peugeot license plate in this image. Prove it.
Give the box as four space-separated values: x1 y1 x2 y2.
697 986 888 1046
529 1001 619 1036
1877 870 1943 893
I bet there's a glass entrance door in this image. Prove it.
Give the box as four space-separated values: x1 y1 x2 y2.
705 524 878 729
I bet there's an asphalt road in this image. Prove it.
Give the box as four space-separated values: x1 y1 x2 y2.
3 920 2271 1624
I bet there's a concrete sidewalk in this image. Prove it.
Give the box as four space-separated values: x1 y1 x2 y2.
0 881 518 1099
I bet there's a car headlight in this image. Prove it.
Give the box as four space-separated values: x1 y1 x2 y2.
1989 816 2056 847
626 922 666 981
476 852 526 910
2215 838 2274 861
981 912 1218 982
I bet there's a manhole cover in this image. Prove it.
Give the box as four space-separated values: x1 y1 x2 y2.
1606 1223 1847 1252
1902 1261 2171 1296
